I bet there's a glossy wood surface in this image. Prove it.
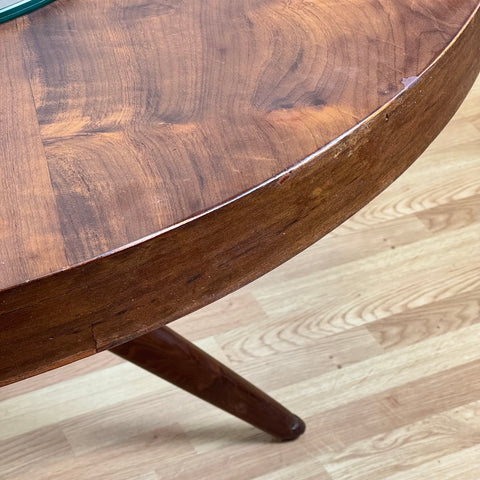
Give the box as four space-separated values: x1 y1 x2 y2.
0 0 479 385
112 326 305 441
1 76 479 477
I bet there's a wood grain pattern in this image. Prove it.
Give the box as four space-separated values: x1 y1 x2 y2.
20 0 474 264
1 75 479 479
0 0 478 386
0 22 66 286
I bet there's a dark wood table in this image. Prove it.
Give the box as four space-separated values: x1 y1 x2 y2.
1 0 479 441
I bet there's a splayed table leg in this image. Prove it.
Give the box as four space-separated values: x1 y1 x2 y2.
111 326 305 441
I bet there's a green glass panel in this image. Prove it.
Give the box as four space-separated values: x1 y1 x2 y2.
0 0 56 24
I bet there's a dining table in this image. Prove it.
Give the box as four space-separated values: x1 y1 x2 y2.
0 0 479 441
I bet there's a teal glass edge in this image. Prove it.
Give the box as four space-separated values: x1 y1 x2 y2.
0 0 56 24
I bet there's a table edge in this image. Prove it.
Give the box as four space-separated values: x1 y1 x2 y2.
1 4 479 387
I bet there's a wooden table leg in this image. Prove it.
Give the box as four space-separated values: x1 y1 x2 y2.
110 326 305 441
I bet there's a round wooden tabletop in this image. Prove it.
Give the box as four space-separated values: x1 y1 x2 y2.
0 0 479 387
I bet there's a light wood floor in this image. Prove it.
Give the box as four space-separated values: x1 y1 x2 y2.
1 77 479 480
